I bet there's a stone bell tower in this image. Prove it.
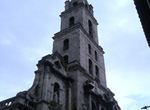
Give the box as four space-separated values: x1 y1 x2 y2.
0 0 120 110
53 0 106 87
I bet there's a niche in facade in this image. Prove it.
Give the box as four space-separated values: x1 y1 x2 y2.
53 83 60 103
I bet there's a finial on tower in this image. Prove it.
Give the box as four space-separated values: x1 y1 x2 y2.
64 0 93 15
71 0 88 5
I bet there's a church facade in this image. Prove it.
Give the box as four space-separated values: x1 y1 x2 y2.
0 0 120 110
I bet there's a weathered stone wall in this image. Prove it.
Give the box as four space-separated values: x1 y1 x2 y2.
61 5 98 43
61 8 83 30
79 30 107 87
53 28 80 64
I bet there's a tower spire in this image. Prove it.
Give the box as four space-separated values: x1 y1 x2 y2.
71 0 88 4
65 0 93 15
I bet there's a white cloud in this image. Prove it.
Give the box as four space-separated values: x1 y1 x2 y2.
107 67 150 109
116 0 130 7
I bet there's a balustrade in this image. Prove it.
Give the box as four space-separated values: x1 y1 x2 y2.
0 96 35 110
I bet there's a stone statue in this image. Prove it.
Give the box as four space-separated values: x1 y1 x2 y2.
53 92 59 103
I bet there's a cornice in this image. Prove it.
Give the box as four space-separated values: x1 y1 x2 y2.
53 23 105 54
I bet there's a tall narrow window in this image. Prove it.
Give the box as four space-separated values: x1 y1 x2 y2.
88 44 91 55
63 55 68 64
95 66 99 77
89 59 93 74
69 17 75 27
95 51 98 61
63 39 69 51
88 20 93 36
53 83 60 103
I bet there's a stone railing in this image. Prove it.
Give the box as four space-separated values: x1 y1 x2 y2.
0 96 35 110
0 97 16 109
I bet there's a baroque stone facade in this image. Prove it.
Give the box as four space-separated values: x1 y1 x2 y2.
0 0 121 110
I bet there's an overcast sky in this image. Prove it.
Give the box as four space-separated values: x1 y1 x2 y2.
0 0 150 110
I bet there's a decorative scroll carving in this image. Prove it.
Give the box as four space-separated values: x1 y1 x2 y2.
26 71 41 102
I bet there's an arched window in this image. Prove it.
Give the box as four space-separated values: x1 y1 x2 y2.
88 20 93 37
53 83 60 103
89 59 93 74
63 55 68 64
95 51 98 61
95 66 99 77
69 17 75 27
88 44 91 55
63 39 69 51
73 2 78 6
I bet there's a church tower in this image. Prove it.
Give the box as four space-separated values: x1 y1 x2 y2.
0 0 120 110
53 0 106 88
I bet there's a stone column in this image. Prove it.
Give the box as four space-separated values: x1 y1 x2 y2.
99 104 101 110
41 69 49 101
47 75 51 102
68 82 72 110
88 94 92 110
36 66 50 110
51 84 54 101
